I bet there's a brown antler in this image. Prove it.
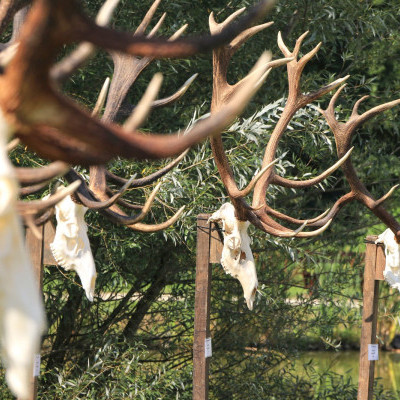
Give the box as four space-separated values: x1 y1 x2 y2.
314 85 400 237
0 0 274 165
210 15 400 239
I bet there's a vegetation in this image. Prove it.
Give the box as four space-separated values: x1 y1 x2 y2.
2 0 400 398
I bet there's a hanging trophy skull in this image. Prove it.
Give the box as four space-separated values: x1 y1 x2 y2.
208 203 258 310
50 191 97 301
375 228 400 292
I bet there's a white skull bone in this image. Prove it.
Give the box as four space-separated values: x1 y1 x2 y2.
375 228 400 292
0 111 46 399
50 191 97 301
208 203 258 310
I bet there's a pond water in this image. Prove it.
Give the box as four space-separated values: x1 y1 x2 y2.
296 351 400 395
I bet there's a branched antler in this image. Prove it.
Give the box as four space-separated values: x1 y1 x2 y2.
210 14 400 239
313 86 400 237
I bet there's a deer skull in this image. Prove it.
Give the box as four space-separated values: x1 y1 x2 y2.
0 111 46 400
375 228 400 292
51 191 97 301
209 203 258 310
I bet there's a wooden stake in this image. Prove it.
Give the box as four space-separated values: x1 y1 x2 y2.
357 235 385 400
193 214 212 400
22 221 56 400
24 225 45 400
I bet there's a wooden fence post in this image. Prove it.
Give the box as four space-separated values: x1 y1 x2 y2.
193 214 212 400
357 235 385 400
192 214 223 400
24 225 44 400
22 221 56 400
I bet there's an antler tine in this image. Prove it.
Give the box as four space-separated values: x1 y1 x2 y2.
351 95 369 117
23 214 43 240
64 169 119 209
271 147 354 189
230 21 273 54
253 211 333 237
0 4 28 57
76 173 140 210
169 24 188 41
127 206 185 232
16 180 81 215
297 41 321 71
16 161 69 185
92 77 110 118
356 98 400 127
107 194 143 210
147 12 166 38
292 31 310 58
19 182 48 196
265 205 331 225
374 185 399 208
51 0 121 83
307 192 356 227
135 0 163 36
106 149 189 187
151 73 197 109
324 84 347 115
233 53 296 94
209 8 246 33
0 42 19 67
33 207 54 226
277 31 291 57
0 0 29 35
6 137 20 152
222 158 277 200
103 182 163 225
123 73 163 132
303 75 350 106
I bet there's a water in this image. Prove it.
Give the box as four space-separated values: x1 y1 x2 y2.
296 351 400 394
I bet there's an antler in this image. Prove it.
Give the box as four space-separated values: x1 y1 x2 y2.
0 0 274 165
314 86 400 238
210 16 400 239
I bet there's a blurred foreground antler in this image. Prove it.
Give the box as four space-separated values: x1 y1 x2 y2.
0 0 274 165
209 11 400 240
0 0 274 233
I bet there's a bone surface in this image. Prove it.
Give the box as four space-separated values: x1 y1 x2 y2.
51 191 97 302
209 203 258 310
375 229 400 292
0 111 46 399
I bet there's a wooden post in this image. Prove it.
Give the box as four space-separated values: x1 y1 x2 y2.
24 225 44 400
22 221 56 400
193 214 212 400
357 235 385 400
192 214 223 400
